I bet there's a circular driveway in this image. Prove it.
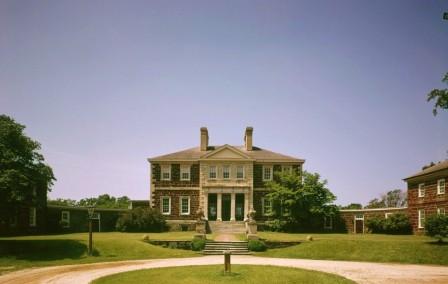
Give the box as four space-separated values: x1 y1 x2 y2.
1 255 448 284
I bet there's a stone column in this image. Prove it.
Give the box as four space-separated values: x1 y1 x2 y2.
203 192 208 220
244 192 249 221
230 192 236 221
217 193 222 221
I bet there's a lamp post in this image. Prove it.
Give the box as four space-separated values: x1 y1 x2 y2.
87 205 95 256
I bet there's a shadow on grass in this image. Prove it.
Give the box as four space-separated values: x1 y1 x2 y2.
0 239 87 261
425 240 448 246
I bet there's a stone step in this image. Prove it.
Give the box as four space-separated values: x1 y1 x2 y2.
203 250 252 255
208 221 247 234
203 241 250 255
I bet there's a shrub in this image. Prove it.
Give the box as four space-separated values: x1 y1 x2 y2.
425 214 448 242
366 217 384 234
115 207 166 232
248 240 267 252
264 219 288 232
191 239 206 251
366 214 412 235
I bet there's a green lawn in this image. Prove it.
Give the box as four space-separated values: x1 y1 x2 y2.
257 232 448 265
93 265 354 284
0 232 201 274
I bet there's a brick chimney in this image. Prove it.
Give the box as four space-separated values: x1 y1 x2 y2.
244 127 253 151
200 127 209 151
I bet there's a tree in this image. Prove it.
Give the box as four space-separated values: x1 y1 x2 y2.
365 189 407 208
365 198 386 209
427 72 448 115
265 170 337 230
425 214 448 243
0 115 55 224
47 198 77 207
78 194 130 209
341 203 362 209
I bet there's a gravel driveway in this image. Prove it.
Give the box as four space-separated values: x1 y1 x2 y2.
1 255 448 284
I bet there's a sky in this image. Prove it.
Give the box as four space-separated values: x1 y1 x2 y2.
1 0 447 206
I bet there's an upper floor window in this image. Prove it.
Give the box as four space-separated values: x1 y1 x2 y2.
262 198 272 216
161 196 171 215
438 179 445 195
418 209 425 229
418 183 425 197
263 166 273 181
209 166 217 179
282 165 292 174
161 165 171 181
437 207 446 216
180 196 190 215
61 211 70 228
236 166 245 179
180 165 190 181
223 166 230 179
29 207 36 227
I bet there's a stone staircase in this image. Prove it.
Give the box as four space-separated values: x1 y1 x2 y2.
203 241 250 255
208 221 246 234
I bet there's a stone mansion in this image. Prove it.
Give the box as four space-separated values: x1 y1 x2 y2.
148 127 304 226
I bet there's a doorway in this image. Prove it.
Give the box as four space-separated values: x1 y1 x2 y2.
354 214 364 234
221 194 231 221
208 194 217 221
235 194 245 221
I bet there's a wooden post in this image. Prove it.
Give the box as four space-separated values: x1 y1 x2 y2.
88 218 93 255
224 251 231 273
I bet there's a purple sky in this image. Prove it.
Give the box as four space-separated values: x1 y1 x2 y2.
1 1 447 206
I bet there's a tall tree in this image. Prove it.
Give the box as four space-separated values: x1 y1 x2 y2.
0 115 55 223
427 72 448 115
341 203 363 209
365 189 407 209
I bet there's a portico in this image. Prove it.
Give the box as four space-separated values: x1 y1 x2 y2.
203 189 250 221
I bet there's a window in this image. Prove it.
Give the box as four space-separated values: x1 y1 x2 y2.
161 165 171 181
180 197 190 215
209 166 217 179
236 166 245 179
180 165 190 181
418 183 425 197
263 166 273 181
280 200 290 216
262 198 272 216
385 213 393 219
61 211 70 228
29 207 36 227
438 179 446 195
282 165 292 174
324 216 333 229
418 209 425 229
161 197 171 215
437 208 446 215
355 213 364 220
223 166 230 179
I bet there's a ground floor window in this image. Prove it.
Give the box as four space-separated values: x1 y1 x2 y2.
262 197 272 216
61 211 70 228
29 207 36 227
161 197 171 215
324 216 333 229
418 209 425 229
180 196 190 215
437 207 445 216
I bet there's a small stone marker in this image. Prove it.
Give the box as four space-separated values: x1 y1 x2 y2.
224 250 231 273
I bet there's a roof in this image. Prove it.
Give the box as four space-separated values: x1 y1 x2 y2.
404 160 448 181
148 145 304 163
340 207 408 213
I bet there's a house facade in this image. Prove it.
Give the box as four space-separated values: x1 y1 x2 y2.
148 127 304 228
404 160 448 234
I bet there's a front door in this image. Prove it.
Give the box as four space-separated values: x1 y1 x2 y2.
354 214 364 233
222 194 231 221
235 194 245 221
208 194 217 221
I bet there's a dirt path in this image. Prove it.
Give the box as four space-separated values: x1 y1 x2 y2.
1 256 448 284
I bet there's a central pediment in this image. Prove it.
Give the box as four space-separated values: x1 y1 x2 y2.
200 144 253 160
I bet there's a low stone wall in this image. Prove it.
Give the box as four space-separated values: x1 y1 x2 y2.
147 240 192 250
166 220 196 231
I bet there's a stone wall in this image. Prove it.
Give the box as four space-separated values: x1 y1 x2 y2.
152 163 200 188
152 189 200 220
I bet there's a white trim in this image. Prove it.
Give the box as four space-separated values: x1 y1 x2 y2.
179 196 190 215
262 165 273 181
236 165 245 179
353 213 364 233
29 207 36 227
418 183 425 197
161 196 171 215
222 165 230 179
437 179 445 195
208 165 217 179
340 207 407 213
154 187 200 191
261 197 272 216
161 165 171 181
61 211 70 228
418 209 425 229
180 165 190 181
385 212 393 219
437 207 445 215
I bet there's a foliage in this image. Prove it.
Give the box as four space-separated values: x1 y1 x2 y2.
340 203 362 209
115 207 166 232
48 194 130 209
264 219 288 232
427 72 448 115
47 198 77 207
425 214 448 242
0 115 55 223
190 239 206 251
365 213 412 234
248 240 267 252
264 171 338 231
365 189 407 209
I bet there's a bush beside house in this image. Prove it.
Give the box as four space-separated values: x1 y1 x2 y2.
115 207 166 232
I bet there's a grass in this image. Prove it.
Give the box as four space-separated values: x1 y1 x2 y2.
257 232 448 265
93 265 355 284
0 232 201 274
